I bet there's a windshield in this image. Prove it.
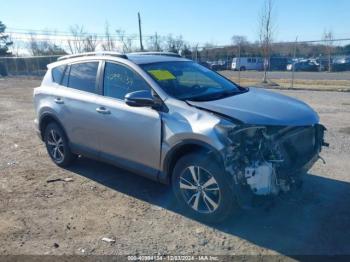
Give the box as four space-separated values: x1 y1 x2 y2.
140 61 244 101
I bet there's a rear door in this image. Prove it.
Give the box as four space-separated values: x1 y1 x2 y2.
57 61 102 154
95 61 162 175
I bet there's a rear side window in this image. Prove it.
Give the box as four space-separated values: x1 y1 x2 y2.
52 65 66 84
68 62 99 93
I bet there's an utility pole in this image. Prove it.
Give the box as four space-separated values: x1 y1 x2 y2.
138 12 144 51
155 32 159 51
238 42 241 85
291 36 298 88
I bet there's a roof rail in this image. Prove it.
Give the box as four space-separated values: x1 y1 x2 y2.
128 52 181 58
57 51 128 61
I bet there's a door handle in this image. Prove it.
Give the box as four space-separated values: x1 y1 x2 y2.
54 97 64 104
96 106 110 114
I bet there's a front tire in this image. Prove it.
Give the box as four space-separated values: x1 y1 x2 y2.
172 153 236 223
44 122 76 167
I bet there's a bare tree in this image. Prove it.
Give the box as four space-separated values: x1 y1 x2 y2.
147 32 162 51
231 35 248 82
165 34 185 53
84 34 98 52
28 33 66 56
115 29 135 52
231 35 248 47
323 29 334 72
232 35 248 59
29 33 41 56
101 22 116 51
67 25 86 54
191 43 199 61
8 35 20 56
258 0 274 83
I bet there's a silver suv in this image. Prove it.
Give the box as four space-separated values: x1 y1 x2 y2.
34 52 327 222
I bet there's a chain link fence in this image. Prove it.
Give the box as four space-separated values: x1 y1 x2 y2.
0 55 60 77
1 39 350 90
185 39 350 90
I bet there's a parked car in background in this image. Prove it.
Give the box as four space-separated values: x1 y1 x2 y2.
286 59 319 72
314 57 331 71
269 57 289 71
211 60 228 71
332 56 350 72
198 61 210 69
231 57 263 71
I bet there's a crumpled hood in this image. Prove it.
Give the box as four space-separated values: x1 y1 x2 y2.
188 87 319 126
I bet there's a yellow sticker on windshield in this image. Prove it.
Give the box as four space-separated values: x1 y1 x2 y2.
148 70 176 81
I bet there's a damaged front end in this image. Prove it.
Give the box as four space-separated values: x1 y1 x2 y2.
217 122 328 205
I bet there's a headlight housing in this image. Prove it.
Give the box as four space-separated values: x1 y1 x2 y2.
214 119 237 144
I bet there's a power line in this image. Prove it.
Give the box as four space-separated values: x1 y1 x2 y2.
6 27 154 38
7 36 142 42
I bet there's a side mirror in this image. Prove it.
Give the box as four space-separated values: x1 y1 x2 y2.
125 90 155 107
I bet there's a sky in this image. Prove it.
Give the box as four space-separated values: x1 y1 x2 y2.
1 0 349 46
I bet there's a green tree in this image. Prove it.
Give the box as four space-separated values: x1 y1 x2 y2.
0 21 13 56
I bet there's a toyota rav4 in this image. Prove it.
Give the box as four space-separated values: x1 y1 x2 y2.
33 52 327 222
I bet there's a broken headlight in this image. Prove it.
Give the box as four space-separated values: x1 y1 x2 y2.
214 119 237 144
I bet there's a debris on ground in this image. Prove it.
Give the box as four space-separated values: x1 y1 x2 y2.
101 237 116 243
47 177 74 183
195 228 204 234
7 161 17 166
199 239 209 246
53 243 59 248
151 206 163 211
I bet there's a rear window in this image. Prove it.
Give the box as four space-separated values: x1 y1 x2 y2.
52 65 66 84
68 62 99 93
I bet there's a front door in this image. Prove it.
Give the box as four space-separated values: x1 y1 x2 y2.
95 61 161 176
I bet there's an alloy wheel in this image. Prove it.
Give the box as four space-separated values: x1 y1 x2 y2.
179 165 221 214
47 129 64 162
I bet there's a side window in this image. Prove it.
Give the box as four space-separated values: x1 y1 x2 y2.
52 65 66 84
68 62 99 93
247 58 252 63
251 58 257 63
103 62 150 100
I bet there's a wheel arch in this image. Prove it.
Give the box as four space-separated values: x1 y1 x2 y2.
39 112 69 141
161 140 224 184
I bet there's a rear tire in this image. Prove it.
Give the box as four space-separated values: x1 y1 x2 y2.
172 153 236 223
44 122 76 167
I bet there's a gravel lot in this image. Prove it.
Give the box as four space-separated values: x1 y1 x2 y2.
0 77 350 257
